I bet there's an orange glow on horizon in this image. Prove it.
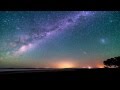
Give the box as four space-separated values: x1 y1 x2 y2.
55 61 77 68
30 58 104 69
97 64 104 68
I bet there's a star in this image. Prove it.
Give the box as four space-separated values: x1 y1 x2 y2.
83 51 87 55
16 27 20 30
109 20 113 23
100 38 106 44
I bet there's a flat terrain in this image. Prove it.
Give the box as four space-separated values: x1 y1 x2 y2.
0 68 120 81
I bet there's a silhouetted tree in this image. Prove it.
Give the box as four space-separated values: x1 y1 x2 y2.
114 56 120 68
103 56 120 68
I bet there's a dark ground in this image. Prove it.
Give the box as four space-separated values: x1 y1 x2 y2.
0 68 120 82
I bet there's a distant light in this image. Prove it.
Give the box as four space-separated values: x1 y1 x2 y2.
99 66 103 68
88 66 92 69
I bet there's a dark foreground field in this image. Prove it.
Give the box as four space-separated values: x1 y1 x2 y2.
0 68 120 81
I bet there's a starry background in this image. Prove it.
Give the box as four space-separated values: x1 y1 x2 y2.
0 11 120 68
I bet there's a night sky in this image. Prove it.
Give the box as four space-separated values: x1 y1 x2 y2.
0 11 120 68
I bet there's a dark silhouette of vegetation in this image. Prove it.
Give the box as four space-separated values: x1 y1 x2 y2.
103 56 120 68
